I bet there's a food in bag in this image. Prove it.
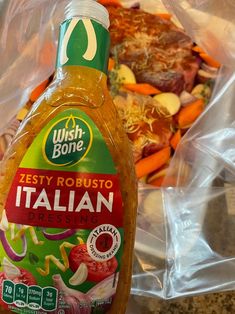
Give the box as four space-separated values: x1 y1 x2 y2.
0 0 220 185
106 3 220 186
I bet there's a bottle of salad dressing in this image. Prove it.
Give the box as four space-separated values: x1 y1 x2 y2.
0 1 137 313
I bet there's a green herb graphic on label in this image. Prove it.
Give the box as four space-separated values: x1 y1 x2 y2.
43 114 92 166
29 252 39 265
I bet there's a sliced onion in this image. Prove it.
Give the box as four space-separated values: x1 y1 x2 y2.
197 69 217 81
130 2 140 9
0 230 27 261
42 229 77 240
201 62 219 74
180 90 197 106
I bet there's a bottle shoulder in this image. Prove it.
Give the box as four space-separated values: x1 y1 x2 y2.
14 65 133 166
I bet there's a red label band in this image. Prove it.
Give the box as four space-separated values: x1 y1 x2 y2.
5 168 123 229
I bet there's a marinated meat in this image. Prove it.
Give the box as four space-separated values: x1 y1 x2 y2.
114 92 173 162
108 6 199 94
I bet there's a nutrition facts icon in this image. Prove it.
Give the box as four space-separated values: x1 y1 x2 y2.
2 280 58 311
14 283 27 307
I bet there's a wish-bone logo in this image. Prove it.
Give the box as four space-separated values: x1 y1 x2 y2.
43 114 92 167
60 18 97 65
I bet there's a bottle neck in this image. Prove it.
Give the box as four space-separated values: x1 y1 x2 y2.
56 17 110 74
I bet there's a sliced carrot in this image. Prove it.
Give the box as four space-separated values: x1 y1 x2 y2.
170 129 181 150
150 176 165 187
162 176 180 187
192 46 205 53
199 53 221 68
123 83 161 95
98 0 122 7
147 166 168 183
108 58 115 71
30 79 49 102
155 13 172 20
150 175 180 187
178 99 205 128
135 147 171 179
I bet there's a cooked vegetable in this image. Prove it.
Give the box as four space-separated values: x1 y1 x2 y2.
201 62 219 74
114 92 173 161
42 229 77 240
178 99 205 128
154 93 181 116
150 173 187 187
108 58 115 71
149 176 165 187
155 13 172 20
147 167 168 184
199 53 221 68
30 79 49 102
116 64 136 84
0 230 27 261
192 45 204 53
98 0 122 7
180 91 197 106
154 175 182 187
123 83 161 95
170 130 181 150
197 69 217 83
135 147 171 178
191 84 212 99
142 190 163 223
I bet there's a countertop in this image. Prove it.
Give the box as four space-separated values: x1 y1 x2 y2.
129 292 235 313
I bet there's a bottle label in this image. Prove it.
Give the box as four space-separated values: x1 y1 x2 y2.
1 109 123 313
56 18 110 74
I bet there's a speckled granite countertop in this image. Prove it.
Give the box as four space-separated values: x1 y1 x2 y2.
129 292 235 313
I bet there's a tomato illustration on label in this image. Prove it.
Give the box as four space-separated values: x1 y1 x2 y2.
69 243 118 282
0 268 37 291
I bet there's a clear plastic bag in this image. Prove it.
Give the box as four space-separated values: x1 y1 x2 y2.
0 0 66 126
163 0 235 68
133 0 235 301
1 0 235 305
